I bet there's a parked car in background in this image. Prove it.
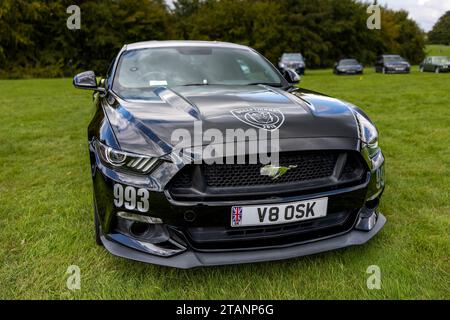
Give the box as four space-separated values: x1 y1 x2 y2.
375 55 410 74
278 53 306 75
420 56 450 73
333 59 364 75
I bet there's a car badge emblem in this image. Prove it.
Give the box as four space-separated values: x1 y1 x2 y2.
231 206 243 226
230 107 285 131
260 164 297 180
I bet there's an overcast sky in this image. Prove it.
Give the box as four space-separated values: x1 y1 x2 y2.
165 0 449 32
379 0 450 31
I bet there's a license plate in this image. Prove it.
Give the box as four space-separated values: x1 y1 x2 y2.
231 198 328 227
396 68 404 71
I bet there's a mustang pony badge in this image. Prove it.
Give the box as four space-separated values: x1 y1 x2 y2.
231 107 285 131
260 164 297 180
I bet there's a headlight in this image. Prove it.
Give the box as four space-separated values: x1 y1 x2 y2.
279 63 286 68
352 110 379 158
94 140 162 174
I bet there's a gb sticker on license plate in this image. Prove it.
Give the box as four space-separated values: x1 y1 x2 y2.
231 206 243 226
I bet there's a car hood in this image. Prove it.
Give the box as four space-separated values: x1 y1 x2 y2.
104 85 359 156
283 61 305 66
386 61 409 66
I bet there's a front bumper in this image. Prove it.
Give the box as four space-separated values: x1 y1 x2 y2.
436 66 450 73
280 66 305 75
336 69 363 75
91 141 386 268
384 66 410 73
101 213 385 269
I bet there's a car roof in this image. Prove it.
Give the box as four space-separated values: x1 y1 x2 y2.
123 40 252 51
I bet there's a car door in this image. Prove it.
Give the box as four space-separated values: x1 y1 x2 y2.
427 57 434 71
423 57 429 71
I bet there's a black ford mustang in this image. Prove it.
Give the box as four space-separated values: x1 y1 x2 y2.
73 41 385 268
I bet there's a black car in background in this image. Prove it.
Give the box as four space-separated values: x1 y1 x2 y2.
278 53 306 75
375 54 410 74
420 56 450 73
333 59 364 75
73 41 385 268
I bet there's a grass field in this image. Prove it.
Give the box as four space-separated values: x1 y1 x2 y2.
0 68 449 299
426 44 450 56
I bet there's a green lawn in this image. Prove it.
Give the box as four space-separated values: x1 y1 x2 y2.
0 68 449 299
426 44 450 56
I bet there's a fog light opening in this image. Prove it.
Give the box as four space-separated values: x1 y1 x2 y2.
355 206 378 232
130 222 149 237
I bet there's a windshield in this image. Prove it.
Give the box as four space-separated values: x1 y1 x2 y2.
432 56 450 64
339 59 359 66
113 46 283 99
384 55 404 62
282 54 304 62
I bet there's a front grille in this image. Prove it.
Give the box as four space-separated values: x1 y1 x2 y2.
203 152 336 188
168 150 366 201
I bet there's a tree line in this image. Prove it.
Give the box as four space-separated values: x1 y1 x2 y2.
0 0 427 78
428 11 450 45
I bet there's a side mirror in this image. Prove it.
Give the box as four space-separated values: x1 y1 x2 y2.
73 71 105 93
283 69 300 84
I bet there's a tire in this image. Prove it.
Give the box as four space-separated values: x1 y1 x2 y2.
93 196 103 246
435 67 440 74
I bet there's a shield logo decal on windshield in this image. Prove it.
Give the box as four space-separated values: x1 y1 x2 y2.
230 107 285 131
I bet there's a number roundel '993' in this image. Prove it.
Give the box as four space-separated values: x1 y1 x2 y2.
113 184 150 213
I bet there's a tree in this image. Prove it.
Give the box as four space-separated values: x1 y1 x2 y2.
0 0 427 77
428 11 450 45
